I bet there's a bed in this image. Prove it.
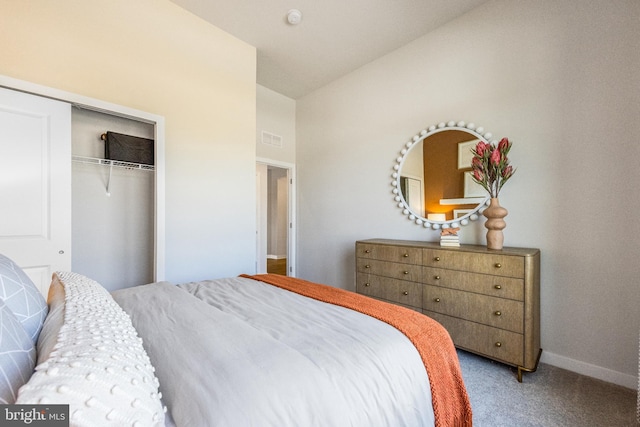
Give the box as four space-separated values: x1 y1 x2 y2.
0 253 472 426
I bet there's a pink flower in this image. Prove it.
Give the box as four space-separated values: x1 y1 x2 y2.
498 137 509 152
475 141 489 156
490 148 501 166
470 136 515 198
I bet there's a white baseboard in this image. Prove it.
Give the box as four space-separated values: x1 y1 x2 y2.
266 254 286 260
541 351 637 390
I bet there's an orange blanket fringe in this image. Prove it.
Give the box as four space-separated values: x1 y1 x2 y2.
241 274 473 427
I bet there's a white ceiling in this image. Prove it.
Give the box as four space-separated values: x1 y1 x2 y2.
170 0 489 99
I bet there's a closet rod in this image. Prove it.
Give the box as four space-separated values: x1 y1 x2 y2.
72 155 154 171
72 156 154 197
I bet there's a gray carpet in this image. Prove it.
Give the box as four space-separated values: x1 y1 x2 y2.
457 350 638 426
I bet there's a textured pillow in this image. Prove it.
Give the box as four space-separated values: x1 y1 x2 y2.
17 272 165 426
0 254 48 343
0 299 36 404
36 274 66 365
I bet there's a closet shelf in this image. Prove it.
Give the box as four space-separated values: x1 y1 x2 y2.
72 155 154 171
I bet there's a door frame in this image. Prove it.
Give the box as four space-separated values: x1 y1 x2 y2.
256 157 296 277
0 74 166 281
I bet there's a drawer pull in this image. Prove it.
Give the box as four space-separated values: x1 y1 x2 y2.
364 283 370 287
494 285 502 290
403 271 409 275
364 249 371 254
495 342 502 348
434 298 441 303
403 253 409 258
403 291 409 296
434 256 441 262
495 263 502 269
365 265 370 269
434 275 441 280
494 311 502 316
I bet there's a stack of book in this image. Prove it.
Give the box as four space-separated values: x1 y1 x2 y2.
440 228 460 247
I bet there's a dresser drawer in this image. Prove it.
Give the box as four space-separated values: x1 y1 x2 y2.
356 242 422 264
423 285 523 333
364 295 422 313
423 267 524 301
356 274 422 309
423 249 524 278
425 311 524 367
356 258 422 282
356 239 540 380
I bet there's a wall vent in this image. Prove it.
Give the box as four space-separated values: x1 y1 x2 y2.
261 130 283 148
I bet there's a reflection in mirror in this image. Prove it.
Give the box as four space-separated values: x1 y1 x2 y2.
399 139 424 216
407 130 482 215
392 121 492 230
399 176 424 216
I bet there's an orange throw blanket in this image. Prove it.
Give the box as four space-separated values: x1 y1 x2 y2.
241 274 473 427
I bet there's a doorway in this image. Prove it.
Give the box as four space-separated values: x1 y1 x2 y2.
256 159 296 276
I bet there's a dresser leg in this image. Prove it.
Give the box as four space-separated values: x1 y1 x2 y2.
517 348 543 382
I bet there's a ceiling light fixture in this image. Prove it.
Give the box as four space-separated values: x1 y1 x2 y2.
287 9 302 25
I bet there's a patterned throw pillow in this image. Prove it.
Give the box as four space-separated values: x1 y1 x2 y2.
17 272 165 426
0 254 48 343
0 299 36 404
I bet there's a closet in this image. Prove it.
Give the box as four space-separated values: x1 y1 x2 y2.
0 81 162 294
71 107 155 291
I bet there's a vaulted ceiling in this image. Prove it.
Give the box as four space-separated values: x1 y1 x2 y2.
170 0 489 99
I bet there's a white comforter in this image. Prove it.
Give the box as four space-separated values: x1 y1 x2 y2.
112 277 434 427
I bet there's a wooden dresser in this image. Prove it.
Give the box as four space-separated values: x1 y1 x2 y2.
356 238 541 381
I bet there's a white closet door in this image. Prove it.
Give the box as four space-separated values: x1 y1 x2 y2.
0 87 71 296
405 177 424 217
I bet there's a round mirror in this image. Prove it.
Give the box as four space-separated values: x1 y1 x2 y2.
391 121 493 230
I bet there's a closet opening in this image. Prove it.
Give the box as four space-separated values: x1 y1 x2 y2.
0 75 165 293
71 106 156 290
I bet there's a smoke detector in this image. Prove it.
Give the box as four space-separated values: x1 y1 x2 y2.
287 9 302 25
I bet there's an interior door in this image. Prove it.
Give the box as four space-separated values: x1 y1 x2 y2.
255 163 268 274
403 176 424 217
0 87 71 295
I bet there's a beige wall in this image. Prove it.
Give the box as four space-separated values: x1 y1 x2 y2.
256 85 296 164
297 0 640 387
0 0 257 282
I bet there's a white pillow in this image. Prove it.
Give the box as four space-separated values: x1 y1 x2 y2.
17 272 165 426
